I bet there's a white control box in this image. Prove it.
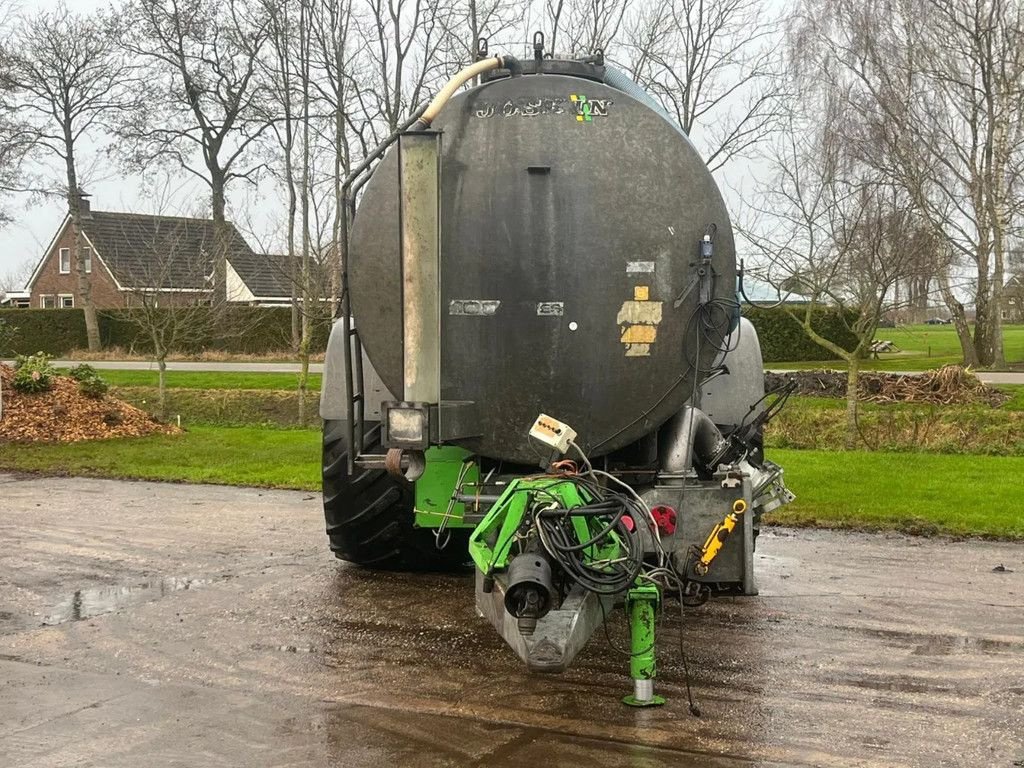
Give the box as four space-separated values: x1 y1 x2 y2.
529 413 577 454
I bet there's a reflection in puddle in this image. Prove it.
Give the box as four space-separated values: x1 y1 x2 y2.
42 576 217 625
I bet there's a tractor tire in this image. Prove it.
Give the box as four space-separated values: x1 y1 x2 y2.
322 419 471 571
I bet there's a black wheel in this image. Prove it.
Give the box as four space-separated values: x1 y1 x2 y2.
322 419 471 571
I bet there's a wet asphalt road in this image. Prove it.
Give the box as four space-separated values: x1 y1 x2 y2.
0 474 1022 767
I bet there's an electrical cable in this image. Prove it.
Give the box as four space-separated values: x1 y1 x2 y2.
530 478 644 596
435 458 474 550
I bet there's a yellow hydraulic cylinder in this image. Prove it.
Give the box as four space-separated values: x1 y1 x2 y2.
694 499 747 576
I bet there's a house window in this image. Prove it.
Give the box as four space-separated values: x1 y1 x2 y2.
59 294 74 308
81 246 92 274
59 248 71 274
40 295 56 309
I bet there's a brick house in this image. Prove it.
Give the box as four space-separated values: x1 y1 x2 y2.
24 197 293 309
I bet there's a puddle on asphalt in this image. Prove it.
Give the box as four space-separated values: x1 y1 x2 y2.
856 625 1021 655
42 576 220 626
911 634 1020 655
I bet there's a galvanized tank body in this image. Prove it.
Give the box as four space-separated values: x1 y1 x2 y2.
349 67 736 464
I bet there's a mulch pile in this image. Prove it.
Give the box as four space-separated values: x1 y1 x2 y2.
0 364 182 443
765 365 1010 407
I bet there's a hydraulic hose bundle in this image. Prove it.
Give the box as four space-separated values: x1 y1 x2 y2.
533 485 645 596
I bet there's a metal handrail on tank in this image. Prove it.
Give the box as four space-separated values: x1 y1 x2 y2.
339 54 521 473
339 105 427 473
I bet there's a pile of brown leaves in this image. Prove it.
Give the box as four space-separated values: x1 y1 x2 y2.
0 364 182 443
766 365 1010 407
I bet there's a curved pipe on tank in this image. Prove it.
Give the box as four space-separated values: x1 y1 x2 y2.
413 55 522 130
659 406 729 476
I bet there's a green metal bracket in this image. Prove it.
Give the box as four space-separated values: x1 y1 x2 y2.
622 582 665 707
413 446 478 529
468 477 621 577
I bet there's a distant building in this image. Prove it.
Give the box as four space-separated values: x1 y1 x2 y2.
0 289 30 308
1004 275 1023 323
22 195 294 309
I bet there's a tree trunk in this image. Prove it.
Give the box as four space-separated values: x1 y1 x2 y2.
972 250 994 367
298 338 310 426
990 202 1007 370
297 0 312 428
331 102 346 318
210 170 229 304
285 119 299 352
973 290 995 367
991 262 1006 369
939 273 979 368
157 356 167 420
64 144 100 351
844 356 859 450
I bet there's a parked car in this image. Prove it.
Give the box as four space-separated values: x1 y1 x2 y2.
924 317 953 325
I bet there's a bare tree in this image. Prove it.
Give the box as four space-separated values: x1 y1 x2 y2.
792 0 1024 367
618 0 786 172
308 0 359 315
0 4 33 225
261 0 303 350
259 0 343 423
0 93 31 228
115 220 228 417
546 0 629 55
356 0 451 136
0 3 131 350
119 0 273 302
744 100 924 448
440 0 519 66
0 255 32 293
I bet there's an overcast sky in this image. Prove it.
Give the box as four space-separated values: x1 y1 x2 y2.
0 0 282 283
0 0 765 288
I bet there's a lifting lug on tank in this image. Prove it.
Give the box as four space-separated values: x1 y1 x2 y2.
532 31 544 67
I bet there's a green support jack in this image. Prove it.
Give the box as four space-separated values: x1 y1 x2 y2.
622 583 666 707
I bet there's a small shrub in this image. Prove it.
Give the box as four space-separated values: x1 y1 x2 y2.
68 363 98 381
78 373 109 399
68 363 109 398
11 352 57 394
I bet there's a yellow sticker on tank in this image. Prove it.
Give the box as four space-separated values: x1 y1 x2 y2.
621 325 657 343
616 300 662 325
616 296 663 357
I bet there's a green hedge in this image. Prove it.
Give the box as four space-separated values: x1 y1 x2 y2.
3 304 856 363
0 309 87 355
743 305 860 362
0 307 330 356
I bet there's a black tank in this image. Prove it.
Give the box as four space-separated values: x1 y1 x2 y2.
349 66 736 463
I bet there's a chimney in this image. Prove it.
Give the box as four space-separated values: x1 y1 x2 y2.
73 187 92 219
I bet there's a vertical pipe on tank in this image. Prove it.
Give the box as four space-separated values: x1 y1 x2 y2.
398 130 442 406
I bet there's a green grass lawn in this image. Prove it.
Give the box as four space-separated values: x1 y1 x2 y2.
0 426 321 490
773 323 1024 371
66 369 323 391
997 384 1024 410
0 425 1020 538
768 448 1024 538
